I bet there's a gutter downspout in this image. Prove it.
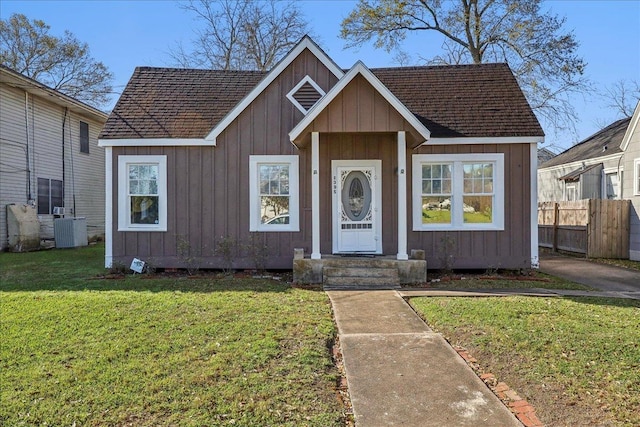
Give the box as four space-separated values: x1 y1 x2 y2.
62 108 68 215
24 91 32 202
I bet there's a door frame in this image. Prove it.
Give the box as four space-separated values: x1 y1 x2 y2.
331 159 383 254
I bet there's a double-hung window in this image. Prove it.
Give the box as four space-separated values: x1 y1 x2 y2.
413 153 504 231
249 155 299 231
37 178 63 215
118 155 167 231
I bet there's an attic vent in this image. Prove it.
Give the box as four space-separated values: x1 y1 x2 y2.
286 75 325 114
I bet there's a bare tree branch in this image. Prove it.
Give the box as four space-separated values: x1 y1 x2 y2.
340 0 589 135
169 0 311 71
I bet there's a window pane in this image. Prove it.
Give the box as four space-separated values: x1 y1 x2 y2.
260 195 289 224
422 180 432 194
463 196 493 223
421 196 451 224
37 178 50 215
129 165 139 180
80 121 89 154
422 165 431 179
51 180 63 210
130 196 159 224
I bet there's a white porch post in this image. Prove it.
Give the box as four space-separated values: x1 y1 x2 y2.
530 142 539 268
311 132 321 259
104 146 113 268
397 131 408 260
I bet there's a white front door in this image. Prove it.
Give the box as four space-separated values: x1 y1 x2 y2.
332 160 382 254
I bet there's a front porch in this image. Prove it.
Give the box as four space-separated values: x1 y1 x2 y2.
293 249 427 287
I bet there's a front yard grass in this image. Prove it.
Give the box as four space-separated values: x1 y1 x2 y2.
410 296 640 427
0 245 345 426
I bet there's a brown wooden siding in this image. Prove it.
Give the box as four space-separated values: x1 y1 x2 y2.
407 143 532 269
307 74 423 146
111 49 339 269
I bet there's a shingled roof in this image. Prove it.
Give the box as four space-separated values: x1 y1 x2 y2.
100 63 543 140
100 67 265 139
539 117 631 168
372 63 543 138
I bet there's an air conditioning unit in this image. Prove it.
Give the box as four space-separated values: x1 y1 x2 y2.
52 206 65 216
54 217 88 248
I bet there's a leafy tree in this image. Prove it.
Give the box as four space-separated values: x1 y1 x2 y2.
170 0 311 71
0 13 113 109
340 0 588 135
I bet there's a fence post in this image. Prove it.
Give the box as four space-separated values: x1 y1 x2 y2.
552 202 559 253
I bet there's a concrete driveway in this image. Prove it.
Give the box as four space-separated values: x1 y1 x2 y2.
539 253 640 294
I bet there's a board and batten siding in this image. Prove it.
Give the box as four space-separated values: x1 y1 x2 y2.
0 81 105 249
622 120 640 260
409 143 532 269
110 48 339 268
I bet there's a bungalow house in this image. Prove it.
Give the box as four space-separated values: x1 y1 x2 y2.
0 65 108 250
98 36 544 279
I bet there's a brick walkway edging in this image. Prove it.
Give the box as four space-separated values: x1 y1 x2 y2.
454 346 544 427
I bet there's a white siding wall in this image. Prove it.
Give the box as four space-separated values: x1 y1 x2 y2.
538 155 622 202
622 124 640 260
0 82 106 250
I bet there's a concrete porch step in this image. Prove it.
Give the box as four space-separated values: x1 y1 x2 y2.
324 267 398 278
323 266 400 290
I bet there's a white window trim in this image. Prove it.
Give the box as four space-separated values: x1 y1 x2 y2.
249 155 299 232
565 184 577 201
118 155 167 232
412 153 504 231
602 167 622 200
286 75 325 115
635 158 640 196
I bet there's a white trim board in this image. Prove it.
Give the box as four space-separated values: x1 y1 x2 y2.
99 138 208 147
206 36 344 144
425 136 544 145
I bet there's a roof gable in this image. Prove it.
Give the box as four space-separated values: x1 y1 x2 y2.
620 101 640 152
204 36 344 144
289 61 431 147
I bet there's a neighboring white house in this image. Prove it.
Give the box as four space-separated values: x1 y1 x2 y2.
0 65 109 250
620 102 640 261
538 117 630 203
538 102 640 261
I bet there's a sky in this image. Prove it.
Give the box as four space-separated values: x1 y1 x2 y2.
1 0 639 151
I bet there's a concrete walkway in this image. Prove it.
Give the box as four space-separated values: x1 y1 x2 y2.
328 290 522 427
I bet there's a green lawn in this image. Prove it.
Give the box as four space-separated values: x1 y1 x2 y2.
0 245 345 426
411 296 640 427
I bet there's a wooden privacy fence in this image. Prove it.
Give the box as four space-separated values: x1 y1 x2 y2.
538 199 630 258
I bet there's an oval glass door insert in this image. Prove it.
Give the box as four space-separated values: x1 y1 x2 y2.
341 171 371 221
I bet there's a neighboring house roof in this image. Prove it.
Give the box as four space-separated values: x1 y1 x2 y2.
0 64 108 123
540 117 631 168
558 163 602 182
537 147 557 164
100 60 543 141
